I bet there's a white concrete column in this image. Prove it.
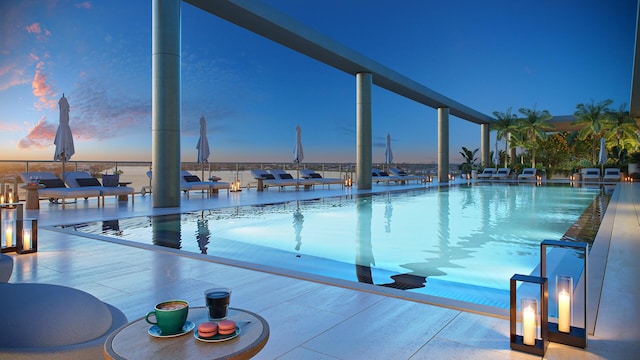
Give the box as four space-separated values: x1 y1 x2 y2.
481 123 490 167
438 108 449 183
152 0 181 208
356 72 372 190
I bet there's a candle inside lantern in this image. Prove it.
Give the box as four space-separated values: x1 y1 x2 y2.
522 302 537 346
23 229 31 251
4 221 13 247
0 194 4 204
8 192 13 204
558 289 571 333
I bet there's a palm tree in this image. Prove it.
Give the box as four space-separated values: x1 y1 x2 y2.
518 106 553 168
605 104 639 151
492 107 519 168
572 99 613 164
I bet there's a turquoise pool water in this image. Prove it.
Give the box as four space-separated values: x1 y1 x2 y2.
63 184 606 309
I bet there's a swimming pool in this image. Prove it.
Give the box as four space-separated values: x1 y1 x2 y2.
62 183 607 310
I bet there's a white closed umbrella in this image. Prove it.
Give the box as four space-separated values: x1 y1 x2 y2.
384 133 393 170
598 137 607 177
293 124 304 178
196 115 210 180
53 94 74 181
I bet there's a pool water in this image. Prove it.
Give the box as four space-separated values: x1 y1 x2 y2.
63 184 607 309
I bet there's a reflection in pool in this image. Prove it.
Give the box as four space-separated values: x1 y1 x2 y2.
62 184 608 309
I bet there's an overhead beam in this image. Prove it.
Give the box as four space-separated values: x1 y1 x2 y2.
184 0 494 125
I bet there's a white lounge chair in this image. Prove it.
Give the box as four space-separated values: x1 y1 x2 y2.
476 168 496 179
518 168 537 181
64 171 135 205
250 169 298 190
388 167 425 184
268 169 316 189
492 168 512 179
20 172 101 209
602 168 621 182
371 168 398 184
581 168 601 182
300 169 344 188
181 170 230 196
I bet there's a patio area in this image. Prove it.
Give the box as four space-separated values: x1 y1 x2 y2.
3 181 639 359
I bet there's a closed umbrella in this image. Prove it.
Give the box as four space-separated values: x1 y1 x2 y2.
196 115 210 180
598 137 607 177
293 124 304 178
384 133 393 170
53 94 74 181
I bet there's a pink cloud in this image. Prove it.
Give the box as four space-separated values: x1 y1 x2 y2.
18 116 57 150
31 61 57 110
0 63 29 91
26 23 42 34
75 1 92 9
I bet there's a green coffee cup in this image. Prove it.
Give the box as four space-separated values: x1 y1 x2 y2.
145 300 189 335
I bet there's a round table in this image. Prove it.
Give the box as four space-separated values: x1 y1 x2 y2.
103 307 269 360
20 184 45 210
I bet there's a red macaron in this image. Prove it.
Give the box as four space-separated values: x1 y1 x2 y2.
197 322 218 338
216 319 236 335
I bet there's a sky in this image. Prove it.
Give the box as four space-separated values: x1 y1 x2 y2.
0 0 637 164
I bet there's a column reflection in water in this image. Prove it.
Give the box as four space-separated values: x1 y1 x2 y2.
152 214 182 249
355 195 374 284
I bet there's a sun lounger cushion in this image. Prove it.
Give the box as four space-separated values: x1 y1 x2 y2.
278 173 294 179
183 175 201 182
102 174 120 187
76 177 102 187
262 173 276 179
309 173 322 178
586 170 598 175
40 178 66 188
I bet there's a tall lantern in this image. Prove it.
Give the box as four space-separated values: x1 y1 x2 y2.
540 240 588 348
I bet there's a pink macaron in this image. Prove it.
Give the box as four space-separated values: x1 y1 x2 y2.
216 319 236 335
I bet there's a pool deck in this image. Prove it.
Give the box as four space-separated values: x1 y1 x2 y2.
5 181 639 359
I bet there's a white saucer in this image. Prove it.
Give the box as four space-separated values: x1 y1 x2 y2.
148 321 195 338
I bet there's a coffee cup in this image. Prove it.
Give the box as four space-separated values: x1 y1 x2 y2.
205 287 231 320
145 300 189 335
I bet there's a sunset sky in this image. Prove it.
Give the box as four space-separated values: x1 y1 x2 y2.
0 0 636 164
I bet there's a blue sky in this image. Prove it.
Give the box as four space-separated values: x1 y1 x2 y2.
0 0 636 164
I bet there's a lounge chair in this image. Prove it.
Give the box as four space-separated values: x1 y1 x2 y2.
181 170 230 196
144 171 230 196
268 169 316 189
581 168 601 182
371 168 403 184
476 168 496 179
300 169 344 188
491 168 512 179
64 171 135 205
19 172 101 209
518 168 537 181
388 167 425 184
602 168 621 182
250 169 298 190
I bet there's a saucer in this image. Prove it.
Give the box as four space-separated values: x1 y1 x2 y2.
194 326 240 342
148 321 195 338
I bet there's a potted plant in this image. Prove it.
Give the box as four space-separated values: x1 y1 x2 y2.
459 147 479 179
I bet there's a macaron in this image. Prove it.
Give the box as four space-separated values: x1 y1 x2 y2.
216 319 236 335
197 322 218 338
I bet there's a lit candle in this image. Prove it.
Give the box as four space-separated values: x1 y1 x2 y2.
8 192 13 204
558 289 571 333
523 305 536 346
0 194 4 204
23 229 31 251
5 223 13 248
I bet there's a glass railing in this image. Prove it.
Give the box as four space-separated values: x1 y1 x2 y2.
0 160 442 198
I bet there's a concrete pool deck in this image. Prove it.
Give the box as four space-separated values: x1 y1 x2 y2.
4 181 639 359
